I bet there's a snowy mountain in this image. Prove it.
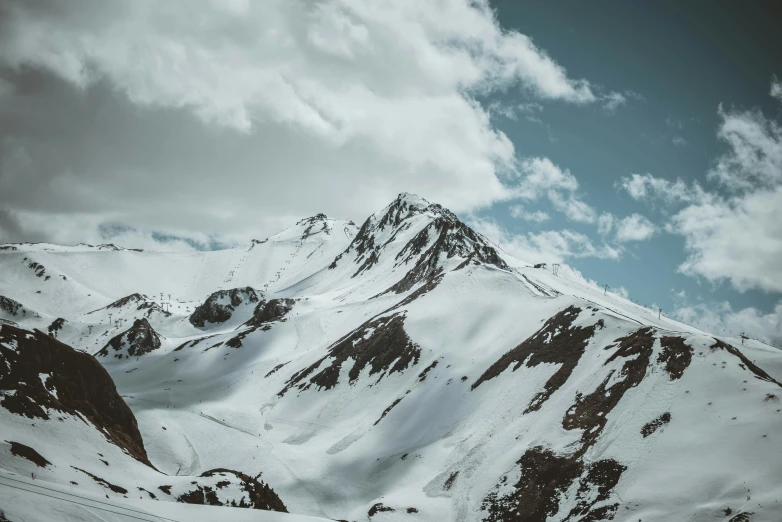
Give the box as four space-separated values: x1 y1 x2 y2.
1 194 781 522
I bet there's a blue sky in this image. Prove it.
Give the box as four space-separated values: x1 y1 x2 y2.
467 1 782 341
0 0 780 344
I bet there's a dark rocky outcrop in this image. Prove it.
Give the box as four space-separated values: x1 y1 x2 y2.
298 214 331 240
711 339 782 388
73 466 128 494
480 327 657 521
473 307 604 413
7 441 51 468
0 296 29 317
243 298 295 328
657 336 693 380
47 318 66 337
330 194 508 295
481 446 625 522
97 318 162 359
0 324 152 467
563 328 656 449
280 313 420 395
368 503 395 517
176 469 287 512
89 294 170 318
189 287 259 327
641 412 671 437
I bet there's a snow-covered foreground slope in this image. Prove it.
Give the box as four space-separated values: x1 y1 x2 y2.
2 195 781 522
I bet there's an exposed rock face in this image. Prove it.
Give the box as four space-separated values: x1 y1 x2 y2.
0 296 26 317
47 318 66 337
280 313 420 395
641 412 671 437
243 298 295 328
89 293 170 318
7 441 51 468
331 193 509 294
298 214 331 240
0 324 152 466
173 468 288 512
105 293 147 308
189 287 259 327
472 306 604 413
657 336 693 380
97 318 162 359
481 446 625 522
564 327 656 449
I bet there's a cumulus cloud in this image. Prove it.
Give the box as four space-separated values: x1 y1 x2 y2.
602 92 626 112
0 0 612 246
617 172 700 205
508 204 549 223
614 213 657 242
624 79 782 294
469 216 619 265
514 157 597 223
597 212 614 236
674 300 782 348
771 77 782 103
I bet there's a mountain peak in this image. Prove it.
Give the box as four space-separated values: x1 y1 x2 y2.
330 193 508 294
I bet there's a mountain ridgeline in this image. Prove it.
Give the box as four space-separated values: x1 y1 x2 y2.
0 193 780 522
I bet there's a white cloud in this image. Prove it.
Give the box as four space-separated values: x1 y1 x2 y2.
548 191 597 223
0 0 615 245
509 204 549 223
672 136 687 147
514 157 597 223
664 80 782 293
469 216 619 265
614 213 656 242
671 186 782 292
617 172 702 205
771 77 782 103
674 300 782 348
516 157 579 197
709 103 782 194
602 91 626 112
597 212 614 235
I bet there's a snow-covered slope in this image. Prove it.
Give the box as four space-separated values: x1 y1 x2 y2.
1 195 780 522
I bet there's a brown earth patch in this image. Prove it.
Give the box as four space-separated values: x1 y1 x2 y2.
374 397 403 425
265 362 289 378
7 441 50 468
72 466 128 494
472 307 603 414
280 314 420 395
563 327 655 450
481 446 624 522
47 318 66 337
657 336 693 380
417 360 438 382
0 324 152 467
